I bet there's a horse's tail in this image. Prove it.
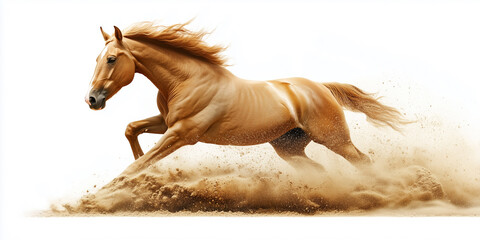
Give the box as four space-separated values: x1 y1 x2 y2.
323 82 410 131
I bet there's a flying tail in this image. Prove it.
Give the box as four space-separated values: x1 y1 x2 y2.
323 82 411 131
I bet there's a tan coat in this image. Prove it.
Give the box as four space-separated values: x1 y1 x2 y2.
86 22 407 175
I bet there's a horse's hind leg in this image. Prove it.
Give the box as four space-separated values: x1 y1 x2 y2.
269 128 324 171
305 107 372 167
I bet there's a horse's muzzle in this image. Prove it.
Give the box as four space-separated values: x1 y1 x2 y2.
86 90 107 110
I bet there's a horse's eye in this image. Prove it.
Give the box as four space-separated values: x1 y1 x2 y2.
107 56 116 64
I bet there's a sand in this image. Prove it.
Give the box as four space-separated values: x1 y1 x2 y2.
51 126 480 216
62 161 440 214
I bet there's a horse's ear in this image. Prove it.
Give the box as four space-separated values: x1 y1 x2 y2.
114 26 123 41
100 27 110 41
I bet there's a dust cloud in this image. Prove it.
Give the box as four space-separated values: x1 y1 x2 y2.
62 161 446 215
57 129 480 215
56 82 480 216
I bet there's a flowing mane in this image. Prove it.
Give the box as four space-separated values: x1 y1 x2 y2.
123 21 227 66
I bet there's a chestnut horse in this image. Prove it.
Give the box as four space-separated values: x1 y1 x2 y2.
86 22 406 174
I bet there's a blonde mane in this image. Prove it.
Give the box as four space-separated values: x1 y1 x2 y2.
124 21 227 66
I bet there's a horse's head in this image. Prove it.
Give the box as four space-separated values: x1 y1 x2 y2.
86 26 135 110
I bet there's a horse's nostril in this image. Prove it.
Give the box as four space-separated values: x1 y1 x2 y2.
89 96 96 104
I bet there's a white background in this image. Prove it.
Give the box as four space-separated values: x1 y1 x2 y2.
1 0 480 239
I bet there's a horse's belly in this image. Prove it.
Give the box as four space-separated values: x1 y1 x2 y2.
199 118 296 146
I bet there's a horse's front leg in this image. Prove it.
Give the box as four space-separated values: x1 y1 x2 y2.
125 114 167 160
121 119 205 175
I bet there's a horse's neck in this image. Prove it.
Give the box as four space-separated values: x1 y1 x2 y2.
127 39 181 92
126 38 233 113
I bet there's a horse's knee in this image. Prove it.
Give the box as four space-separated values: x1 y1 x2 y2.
125 122 138 140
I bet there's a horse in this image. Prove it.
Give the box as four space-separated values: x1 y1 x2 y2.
85 21 407 174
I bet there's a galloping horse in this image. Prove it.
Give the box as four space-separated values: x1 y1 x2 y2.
86 22 406 174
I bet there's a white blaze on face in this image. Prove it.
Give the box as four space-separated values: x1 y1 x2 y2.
85 80 94 105
99 45 109 60
85 45 109 105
